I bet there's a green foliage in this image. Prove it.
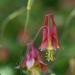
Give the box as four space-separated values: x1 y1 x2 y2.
0 0 75 75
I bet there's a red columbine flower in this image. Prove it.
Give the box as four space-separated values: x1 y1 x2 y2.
21 42 48 73
40 14 60 62
40 15 53 51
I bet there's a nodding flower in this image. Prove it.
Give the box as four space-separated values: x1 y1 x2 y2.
21 42 48 73
40 14 60 62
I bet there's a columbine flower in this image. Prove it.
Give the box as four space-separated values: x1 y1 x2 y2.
21 42 48 73
40 14 60 62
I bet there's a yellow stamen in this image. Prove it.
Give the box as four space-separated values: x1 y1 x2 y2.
31 68 40 75
28 63 41 75
46 50 55 62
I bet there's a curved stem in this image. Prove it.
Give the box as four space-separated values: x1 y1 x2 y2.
0 0 34 37
1 7 26 37
33 26 46 42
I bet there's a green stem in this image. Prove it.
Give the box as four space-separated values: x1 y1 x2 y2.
24 0 33 31
24 10 30 31
33 26 46 42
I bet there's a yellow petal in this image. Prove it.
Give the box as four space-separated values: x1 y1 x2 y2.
47 40 54 50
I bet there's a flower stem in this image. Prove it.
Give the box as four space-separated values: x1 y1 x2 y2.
24 10 30 32
33 26 46 42
24 0 33 31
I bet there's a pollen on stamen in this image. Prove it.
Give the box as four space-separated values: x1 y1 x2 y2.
46 50 55 62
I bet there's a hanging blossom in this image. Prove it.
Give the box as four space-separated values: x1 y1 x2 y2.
20 42 48 74
40 14 60 62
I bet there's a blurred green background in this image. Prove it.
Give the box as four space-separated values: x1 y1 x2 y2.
0 0 75 75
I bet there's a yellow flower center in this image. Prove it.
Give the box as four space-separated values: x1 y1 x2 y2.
28 63 41 75
46 50 55 62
